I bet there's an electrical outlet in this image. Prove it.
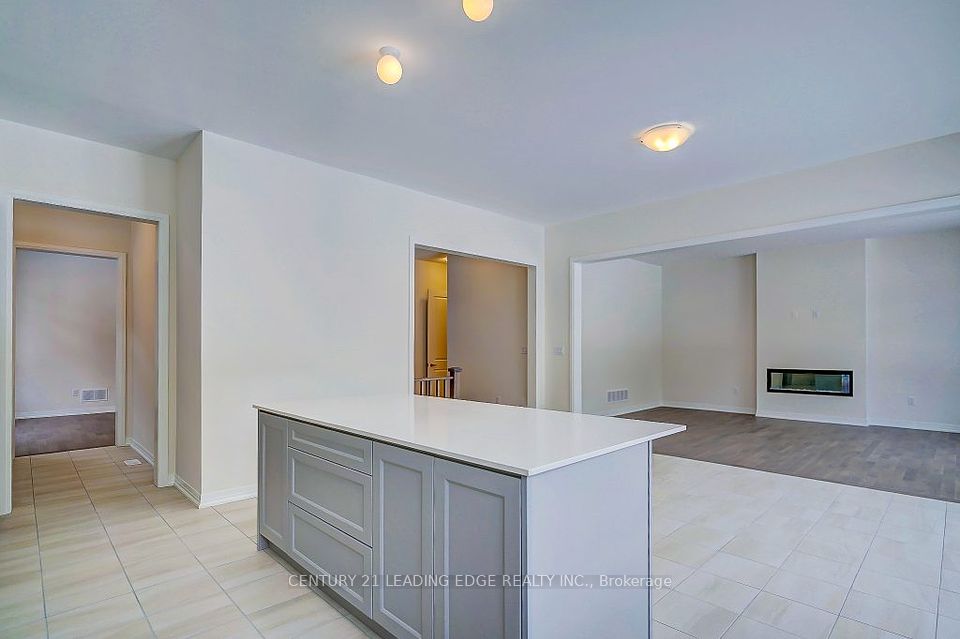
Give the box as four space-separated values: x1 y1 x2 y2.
520 346 528 355
812 309 820 320
553 345 565 356
495 396 502 404
907 396 916 407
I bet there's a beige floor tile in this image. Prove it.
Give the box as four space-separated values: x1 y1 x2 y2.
744 592 837 639
764 569 848 614
248 592 344 638
42 554 132 616
852 569 939 613
136 571 223 616
308 615 372 638
193 536 261 568
209 551 286 589
674 570 759 614
189 617 260 638
227 570 305 615
653 536 718 568
0 569 45 632
123 548 205 590
840 590 936 639
46 593 147 639
113 530 184 565
829 617 903 638
147 591 246 639
653 590 737 639
699 551 776 589
653 621 694 638
181 523 249 550
0 618 48 639
723 616 798 639
939 615 960 639
722 533 795 567
161 507 232 535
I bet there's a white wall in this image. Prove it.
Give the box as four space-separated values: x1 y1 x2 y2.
447 254 528 407
756 241 867 425
196 132 543 498
867 230 960 430
546 133 960 410
14 250 117 417
175 134 203 493
580 259 662 415
662 256 756 413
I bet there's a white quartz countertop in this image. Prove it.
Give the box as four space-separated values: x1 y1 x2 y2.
254 394 685 476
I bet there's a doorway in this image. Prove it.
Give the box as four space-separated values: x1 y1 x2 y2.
14 244 126 455
1 194 172 515
413 246 532 407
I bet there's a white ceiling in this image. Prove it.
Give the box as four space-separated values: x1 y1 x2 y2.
1 1 958 224
631 206 960 265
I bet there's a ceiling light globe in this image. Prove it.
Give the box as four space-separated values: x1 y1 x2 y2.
637 122 695 152
377 48 402 85
463 0 494 22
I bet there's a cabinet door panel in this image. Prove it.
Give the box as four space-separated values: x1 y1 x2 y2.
289 504 373 616
289 449 373 545
373 444 434 639
434 461 521 639
288 421 373 474
258 412 288 548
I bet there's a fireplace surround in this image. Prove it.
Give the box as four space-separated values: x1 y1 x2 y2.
767 369 853 397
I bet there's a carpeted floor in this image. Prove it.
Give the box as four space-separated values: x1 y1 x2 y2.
14 412 116 456
622 406 960 502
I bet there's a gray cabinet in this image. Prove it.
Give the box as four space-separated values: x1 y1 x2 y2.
258 412 288 548
289 449 373 545
372 444 434 639
433 460 522 639
288 420 373 474
289 504 373 616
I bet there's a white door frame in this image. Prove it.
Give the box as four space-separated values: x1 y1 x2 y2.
408 237 544 408
569 194 960 413
13 242 128 445
1 192 173 515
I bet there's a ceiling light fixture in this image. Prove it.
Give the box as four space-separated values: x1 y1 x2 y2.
636 122 695 152
377 47 403 85
463 0 494 22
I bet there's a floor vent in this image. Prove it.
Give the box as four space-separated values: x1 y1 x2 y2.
80 388 108 402
123 459 142 466
606 389 629 403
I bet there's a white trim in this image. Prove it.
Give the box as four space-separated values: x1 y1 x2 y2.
869 418 960 434
15 241 127 446
198 485 258 508
126 437 156 465
602 401 661 417
408 237 544 408
567 194 960 415
1 191 173 515
16 407 116 419
755 410 868 427
661 401 755 415
174 475 202 507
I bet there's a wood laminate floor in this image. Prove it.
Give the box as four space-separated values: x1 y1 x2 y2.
15 413 116 456
623 407 960 503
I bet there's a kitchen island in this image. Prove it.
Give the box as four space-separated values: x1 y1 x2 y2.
255 395 683 639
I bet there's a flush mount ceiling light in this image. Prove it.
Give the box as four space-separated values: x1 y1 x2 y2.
636 122 695 152
377 46 403 85
463 0 494 21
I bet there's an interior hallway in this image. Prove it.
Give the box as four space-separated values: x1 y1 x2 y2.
0 446 375 638
14 413 116 457
626 407 960 503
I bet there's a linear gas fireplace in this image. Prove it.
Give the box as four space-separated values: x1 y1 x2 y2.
767 369 853 397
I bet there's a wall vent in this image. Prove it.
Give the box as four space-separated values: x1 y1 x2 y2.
606 389 629 403
80 388 109 402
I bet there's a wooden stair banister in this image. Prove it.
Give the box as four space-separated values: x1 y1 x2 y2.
414 366 462 399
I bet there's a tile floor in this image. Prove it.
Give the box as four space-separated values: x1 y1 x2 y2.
652 454 960 639
3 446 958 638
0 446 377 638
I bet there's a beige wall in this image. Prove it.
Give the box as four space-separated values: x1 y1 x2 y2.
662 256 757 413
13 201 159 455
14 250 118 417
447 254 528 406
413 259 447 379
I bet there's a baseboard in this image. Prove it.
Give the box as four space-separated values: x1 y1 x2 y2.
174 475 202 507
199 485 258 508
16 406 116 419
603 401 662 417
869 418 960 434
661 401 755 415
124 437 155 466
755 410 868 427
173 475 257 509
